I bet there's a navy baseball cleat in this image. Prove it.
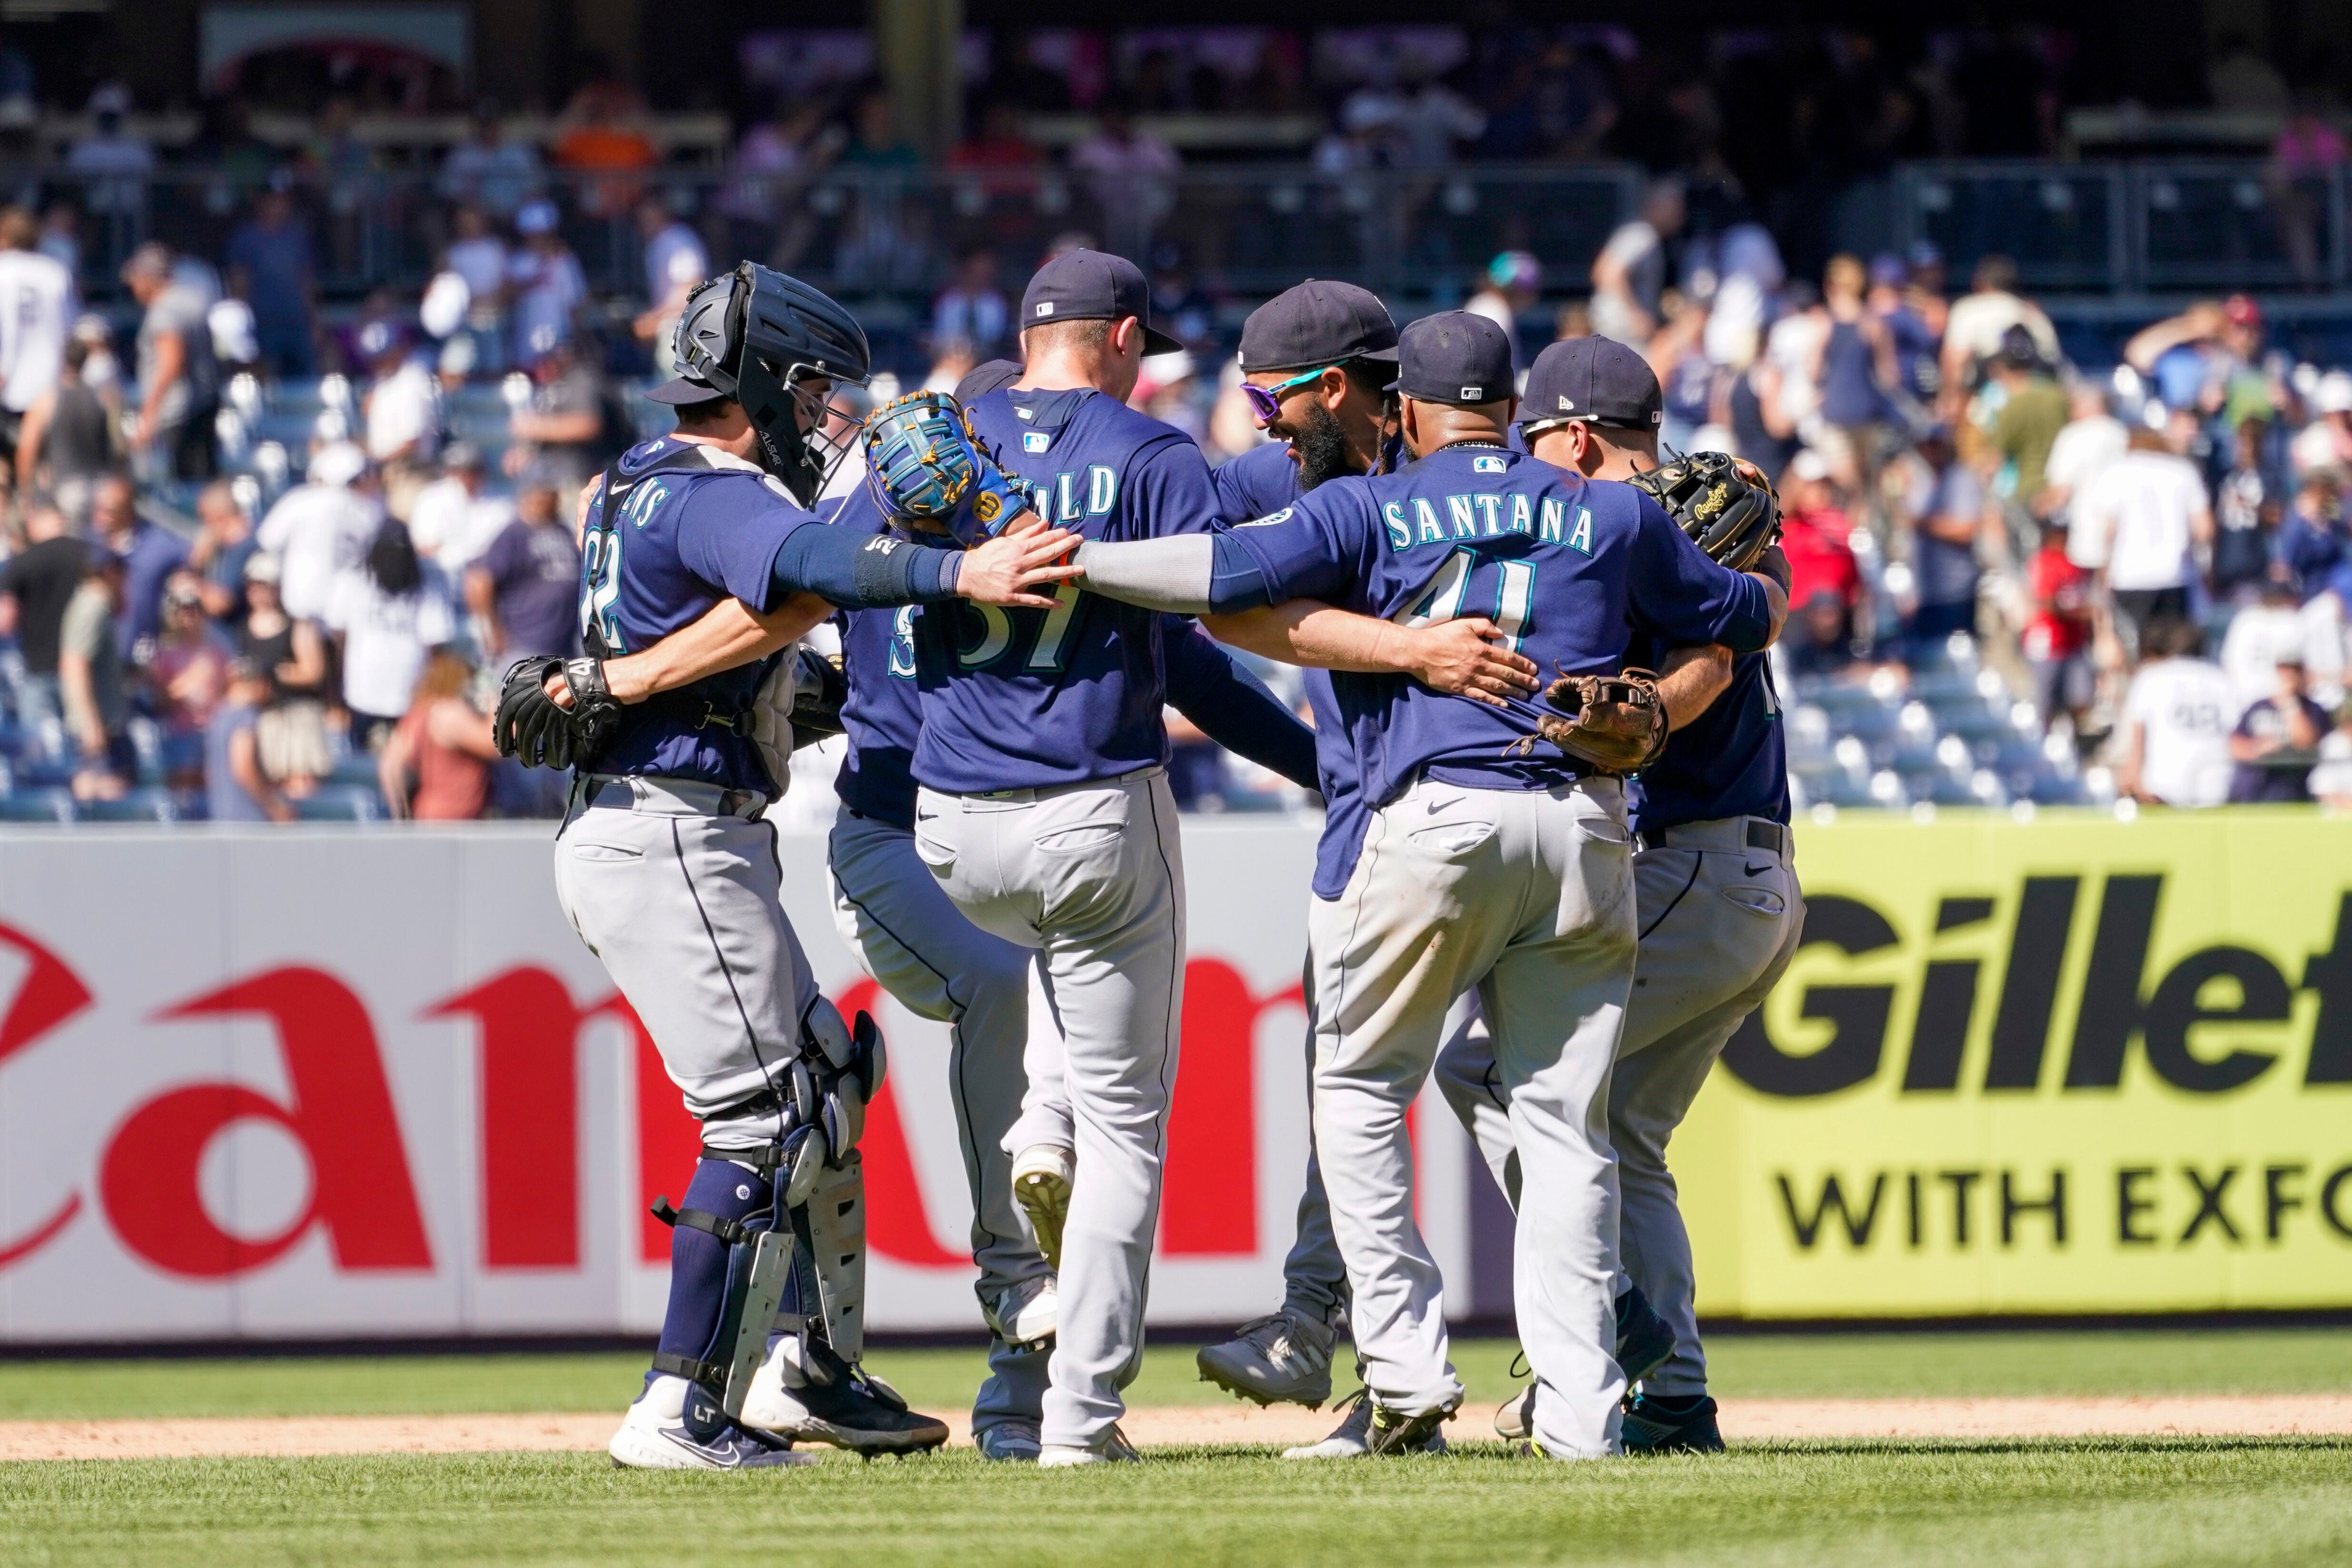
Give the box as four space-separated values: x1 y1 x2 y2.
609 1375 819 1470
741 1335 951 1456
1621 1392 1726 1454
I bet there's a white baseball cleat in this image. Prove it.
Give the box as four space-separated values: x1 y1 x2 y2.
1282 1389 1451 1459
1197 1306 1340 1408
1037 1424 1141 1467
608 1374 818 1470
982 1273 1059 1351
1010 1143 1075 1272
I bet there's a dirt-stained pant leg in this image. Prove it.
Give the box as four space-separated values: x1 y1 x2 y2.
914 770 1185 1451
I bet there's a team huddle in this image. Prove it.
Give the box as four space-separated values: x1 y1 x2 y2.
491 247 1801 1468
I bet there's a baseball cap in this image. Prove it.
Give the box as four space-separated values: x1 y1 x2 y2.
2224 292 2264 330
440 440 483 472
1519 336 1663 432
1017 249 1182 355
1388 311 1515 406
2319 370 2352 415
308 441 368 488
1236 280 1400 372
1868 253 1907 288
243 551 283 585
955 358 1024 401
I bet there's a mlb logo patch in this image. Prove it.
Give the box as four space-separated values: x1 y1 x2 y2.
1035 302 1055 317
1023 431 1051 453
1460 385 1483 401
1473 455 1506 474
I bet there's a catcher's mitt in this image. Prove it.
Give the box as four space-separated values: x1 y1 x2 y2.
1627 451 1780 572
861 390 1029 540
787 644 849 746
494 655 621 771
1508 666 1669 774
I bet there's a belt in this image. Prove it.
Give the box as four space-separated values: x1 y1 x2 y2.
579 773 769 820
1648 815 1791 858
960 764 1163 804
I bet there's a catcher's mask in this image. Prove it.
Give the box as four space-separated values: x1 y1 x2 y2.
651 262 871 506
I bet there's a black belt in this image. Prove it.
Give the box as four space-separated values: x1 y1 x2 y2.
1745 819 1789 857
589 780 768 818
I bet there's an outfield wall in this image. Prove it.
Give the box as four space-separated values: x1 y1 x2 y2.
0 811 2344 1345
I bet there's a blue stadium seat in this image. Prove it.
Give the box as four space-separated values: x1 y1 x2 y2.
78 789 181 823
293 784 387 822
0 789 74 822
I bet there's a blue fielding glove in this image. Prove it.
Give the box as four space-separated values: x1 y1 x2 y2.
861 390 1032 545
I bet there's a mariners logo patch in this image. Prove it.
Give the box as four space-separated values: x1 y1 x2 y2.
1473 455 1506 474
1023 431 1051 453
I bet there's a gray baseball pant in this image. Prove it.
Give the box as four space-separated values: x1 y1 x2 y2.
914 768 1186 1450
1311 776 1637 1459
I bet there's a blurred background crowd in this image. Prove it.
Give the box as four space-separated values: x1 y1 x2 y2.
2 8 2352 821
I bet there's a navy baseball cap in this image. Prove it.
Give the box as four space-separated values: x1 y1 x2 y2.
955 358 1024 401
1519 336 1662 432
1019 249 1182 355
1388 311 1515 406
1236 280 1400 373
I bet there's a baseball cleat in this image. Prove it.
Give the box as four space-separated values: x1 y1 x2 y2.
740 1335 951 1456
1494 1384 1534 1442
1621 1392 1725 1455
982 1273 1059 1351
608 1374 818 1470
975 1418 1043 1462
1282 1388 1451 1459
1037 1423 1141 1467
1010 1143 1075 1272
1615 1283 1675 1387
1196 1306 1340 1408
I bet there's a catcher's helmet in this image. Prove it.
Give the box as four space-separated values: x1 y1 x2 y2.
648 262 871 506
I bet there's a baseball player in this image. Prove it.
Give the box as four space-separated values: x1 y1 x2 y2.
1433 337 1803 1454
1066 312 1785 1458
827 355 1325 1462
497 263 1080 1471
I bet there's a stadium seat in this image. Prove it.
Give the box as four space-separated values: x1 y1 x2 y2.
78 789 182 823
0 789 74 822
293 784 387 822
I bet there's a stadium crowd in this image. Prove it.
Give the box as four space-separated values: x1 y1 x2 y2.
0 28 2350 822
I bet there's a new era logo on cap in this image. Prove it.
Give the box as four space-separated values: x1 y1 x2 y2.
1558 396 1575 410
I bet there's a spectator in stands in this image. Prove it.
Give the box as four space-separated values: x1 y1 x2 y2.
2268 92 2344 287
2277 469 2349 600
2074 423 2212 666
931 250 1008 359
1779 450 1864 646
1902 426 1983 659
2293 371 2352 476
407 442 511 577
64 83 152 220
0 501 86 729
224 180 318 379
2124 295 2274 426
359 321 441 521
205 660 291 822
2220 575 2340 716
439 205 510 375
1069 101 1179 261
504 339 610 500
2212 417 2283 604
188 479 256 627
57 546 129 800
0 205 74 459
468 471 579 662
839 87 922 170
147 570 229 787
2228 654 2332 802
2023 514 2095 733
437 104 542 219
554 69 657 219
1466 251 1541 368
325 519 453 752
1939 255 2056 404
506 201 587 368
2119 617 2235 808
632 197 709 379
86 471 182 665
1783 590 1861 680
236 552 329 798
122 244 221 483
1588 179 1684 348
256 441 379 624
1868 252 1939 423
2039 380 2128 525
1817 253 1897 501
379 650 498 820
12 337 111 521
949 103 1041 177
1983 326 2070 520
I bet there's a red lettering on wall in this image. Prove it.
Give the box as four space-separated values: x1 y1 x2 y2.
100 968 434 1278
1163 959 1302 1257
837 979 965 1267
0 924 92 1270
429 969 589 1269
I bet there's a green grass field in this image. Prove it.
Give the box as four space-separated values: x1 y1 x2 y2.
6 1332 2352 1567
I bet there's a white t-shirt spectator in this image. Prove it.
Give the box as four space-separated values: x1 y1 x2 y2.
365 359 444 465
258 482 382 621
2073 450 2207 587
2042 413 2128 513
2219 601 2347 714
1589 220 1666 347
2125 656 2237 807
407 479 515 575
324 565 455 719
0 246 76 412
443 235 509 311
1943 289 2060 370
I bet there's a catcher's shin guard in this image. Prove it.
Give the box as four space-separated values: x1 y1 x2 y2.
646 1158 791 1420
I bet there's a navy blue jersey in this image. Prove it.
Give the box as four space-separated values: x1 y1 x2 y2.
578 436 816 794
1221 443 1770 895
1212 433 1408 524
1627 649 1789 837
911 386 1221 793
